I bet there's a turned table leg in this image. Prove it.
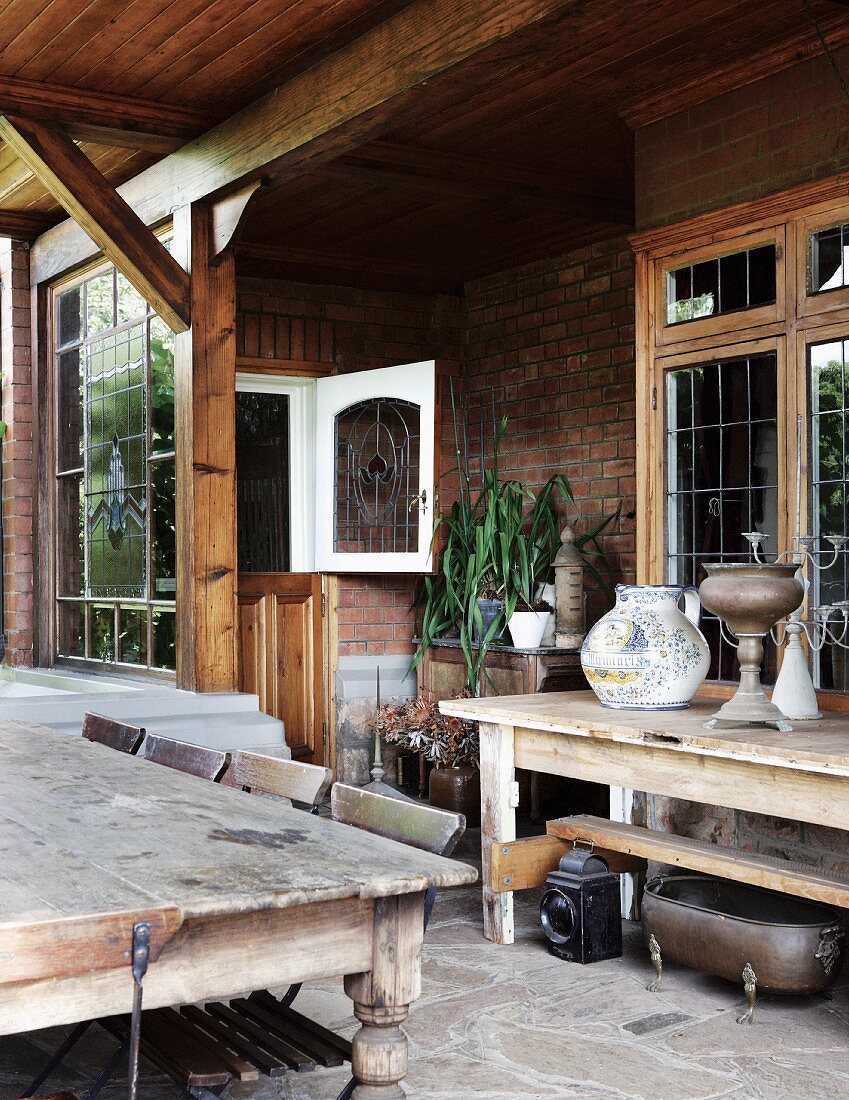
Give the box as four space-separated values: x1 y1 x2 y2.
344 893 424 1098
478 720 516 944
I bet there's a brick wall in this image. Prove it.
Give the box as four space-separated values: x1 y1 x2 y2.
464 236 637 618
636 46 849 228
0 240 33 667
236 277 463 660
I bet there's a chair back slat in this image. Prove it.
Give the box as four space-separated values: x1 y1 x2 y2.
82 712 145 755
142 734 229 781
330 784 465 856
226 751 332 806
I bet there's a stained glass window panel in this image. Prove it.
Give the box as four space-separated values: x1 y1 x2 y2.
54 255 176 672
333 397 421 554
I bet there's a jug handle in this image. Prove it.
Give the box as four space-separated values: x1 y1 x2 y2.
680 585 701 627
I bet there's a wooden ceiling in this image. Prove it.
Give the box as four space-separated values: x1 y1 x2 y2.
3 0 849 291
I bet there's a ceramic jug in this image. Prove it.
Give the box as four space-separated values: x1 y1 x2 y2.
581 584 710 710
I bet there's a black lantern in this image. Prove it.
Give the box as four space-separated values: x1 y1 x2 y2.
539 843 622 963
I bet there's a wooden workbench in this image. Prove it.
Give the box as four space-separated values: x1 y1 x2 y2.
0 720 476 1096
439 690 849 945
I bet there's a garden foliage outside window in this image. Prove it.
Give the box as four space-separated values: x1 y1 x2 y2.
54 262 176 671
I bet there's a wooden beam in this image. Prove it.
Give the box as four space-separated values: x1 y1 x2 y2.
0 114 190 332
330 140 634 224
32 0 580 285
0 208 58 240
0 74 213 148
173 202 238 693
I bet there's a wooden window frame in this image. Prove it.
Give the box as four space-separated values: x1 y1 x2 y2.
633 172 849 710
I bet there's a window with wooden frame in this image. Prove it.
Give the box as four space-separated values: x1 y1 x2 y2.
50 260 176 674
634 176 849 704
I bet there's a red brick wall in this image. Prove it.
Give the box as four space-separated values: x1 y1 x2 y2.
0 240 33 667
463 236 637 618
237 277 463 659
636 47 849 228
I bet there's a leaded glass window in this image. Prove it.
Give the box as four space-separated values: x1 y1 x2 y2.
54 265 176 671
666 354 779 680
810 337 849 689
334 397 421 554
810 223 849 294
665 245 776 325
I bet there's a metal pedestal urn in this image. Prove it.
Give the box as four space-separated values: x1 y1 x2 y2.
580 584 710 710
698 563 804 732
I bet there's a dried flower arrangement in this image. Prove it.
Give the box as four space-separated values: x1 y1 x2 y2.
378 692 479 768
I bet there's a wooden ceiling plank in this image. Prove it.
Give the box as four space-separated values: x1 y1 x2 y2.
17 0 137 83
49 0 185 84
70 0 252 92
31 0 587 284
0 114 190 330
99 0 278 98
621 11 849 126
174 0 412 109
123 0 305 101
0 0 94 72
332 140 633 222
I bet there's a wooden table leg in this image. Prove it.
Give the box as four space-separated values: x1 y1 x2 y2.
344 893 424 1098
479 721 516 945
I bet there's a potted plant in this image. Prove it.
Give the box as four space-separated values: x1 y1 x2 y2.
412 385 619 689
379 693 481 824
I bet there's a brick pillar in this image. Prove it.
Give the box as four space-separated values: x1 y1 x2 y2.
0 239 34 666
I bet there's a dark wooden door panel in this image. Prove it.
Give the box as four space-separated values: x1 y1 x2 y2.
237 573 324 765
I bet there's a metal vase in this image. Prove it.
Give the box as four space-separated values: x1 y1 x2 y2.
698 563 804 730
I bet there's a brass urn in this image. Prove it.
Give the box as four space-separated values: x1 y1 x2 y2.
698 563 804 731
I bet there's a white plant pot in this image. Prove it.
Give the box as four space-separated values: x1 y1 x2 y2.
508 610 551 649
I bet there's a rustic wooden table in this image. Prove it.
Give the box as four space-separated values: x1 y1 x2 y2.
439 690 849 945
0 720 476 1096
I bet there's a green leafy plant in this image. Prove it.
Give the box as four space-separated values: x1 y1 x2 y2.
411 384 620 694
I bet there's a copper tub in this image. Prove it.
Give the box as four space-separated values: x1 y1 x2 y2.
642 875 845 999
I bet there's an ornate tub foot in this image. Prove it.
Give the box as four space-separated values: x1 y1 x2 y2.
737 963 757 1024
647 934 662 992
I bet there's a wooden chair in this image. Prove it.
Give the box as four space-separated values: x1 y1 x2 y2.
82 712 145 755
220 750 333 805
141 734 229 781
139 779 465 1099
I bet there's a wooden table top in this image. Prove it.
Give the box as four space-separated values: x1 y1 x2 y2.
439 690 849 775
0 720 476 958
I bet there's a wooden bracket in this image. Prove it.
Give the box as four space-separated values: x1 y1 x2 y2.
491 835 646 893
211 179 266 263
0 113 191 332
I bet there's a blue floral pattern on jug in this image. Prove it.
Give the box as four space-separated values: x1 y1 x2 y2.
580 584 710 710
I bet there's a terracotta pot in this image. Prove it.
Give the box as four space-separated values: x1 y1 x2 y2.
429 763 480 826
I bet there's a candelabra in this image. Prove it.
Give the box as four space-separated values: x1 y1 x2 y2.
740 531 849 720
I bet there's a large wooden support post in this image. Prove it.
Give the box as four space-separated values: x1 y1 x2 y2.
173 203 238 693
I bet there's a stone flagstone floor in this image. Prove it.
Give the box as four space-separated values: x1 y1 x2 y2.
2 832 849 1099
